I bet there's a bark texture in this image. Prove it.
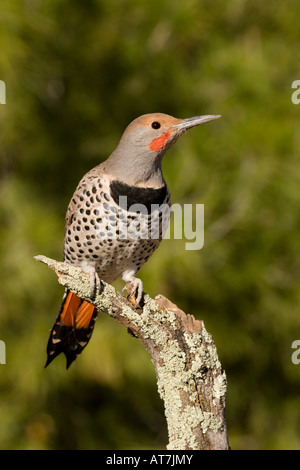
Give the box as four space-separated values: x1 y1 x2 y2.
35 254 229 450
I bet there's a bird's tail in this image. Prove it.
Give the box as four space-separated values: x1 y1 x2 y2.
45 289 98 369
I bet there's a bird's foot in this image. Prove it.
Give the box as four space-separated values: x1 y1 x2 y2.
122 278 144 308
82 266 102 300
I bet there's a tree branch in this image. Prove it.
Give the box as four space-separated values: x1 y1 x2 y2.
35 254 229 450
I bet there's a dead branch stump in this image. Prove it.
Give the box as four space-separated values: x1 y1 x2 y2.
35 255 229 450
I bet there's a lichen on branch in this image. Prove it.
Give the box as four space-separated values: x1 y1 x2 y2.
35 254 229 450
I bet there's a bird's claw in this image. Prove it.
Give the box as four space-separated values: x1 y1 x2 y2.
82 266 102 299
123 281 143 308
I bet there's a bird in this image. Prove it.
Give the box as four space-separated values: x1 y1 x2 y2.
45 112 221 368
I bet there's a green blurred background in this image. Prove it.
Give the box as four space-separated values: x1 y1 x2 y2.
1 0 300 450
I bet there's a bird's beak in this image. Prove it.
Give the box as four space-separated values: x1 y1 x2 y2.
172 114 221 133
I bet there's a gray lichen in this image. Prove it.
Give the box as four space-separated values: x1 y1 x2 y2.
34 255 228 450
156 328 225 450
213 371 227 399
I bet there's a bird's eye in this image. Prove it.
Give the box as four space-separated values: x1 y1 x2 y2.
151 121 161 129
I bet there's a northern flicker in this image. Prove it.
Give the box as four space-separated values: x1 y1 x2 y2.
46 112 220 368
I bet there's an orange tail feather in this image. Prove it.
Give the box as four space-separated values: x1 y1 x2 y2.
46 290 98 369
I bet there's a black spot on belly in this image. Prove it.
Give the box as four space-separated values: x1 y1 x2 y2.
110 180 167 212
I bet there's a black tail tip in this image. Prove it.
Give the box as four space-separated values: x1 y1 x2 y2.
44 353 57 368
45 352 77 369
65 351 77 369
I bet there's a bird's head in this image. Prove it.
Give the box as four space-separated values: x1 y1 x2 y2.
120 112 221 156
105 112 221 186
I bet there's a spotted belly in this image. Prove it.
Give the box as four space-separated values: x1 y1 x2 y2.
64 172 171 283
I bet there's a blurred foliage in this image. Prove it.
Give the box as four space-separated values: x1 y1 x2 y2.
0 0 300 450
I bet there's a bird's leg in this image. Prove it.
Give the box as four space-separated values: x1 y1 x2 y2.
122 270 143 307
81 265 102 300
